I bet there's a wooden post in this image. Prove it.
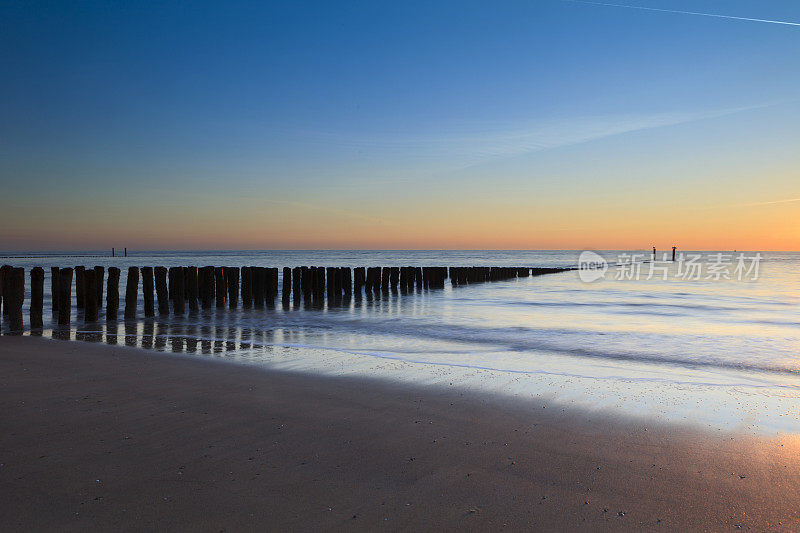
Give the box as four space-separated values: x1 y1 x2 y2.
84 269 98 322
185 266 199 312
107 267 120 320
58 268 73 325
29 267 44 330
8 268 24 331
75 266 85 309
251 267 264 308
214 267 226 308
200 266 215 309
353 267 365 295
141 267 155 317
381 267 390 293
226 267 239 309
342 267 352 296
94 266 104 307
241 267 252 308
1 265 10 317
50 266 60 312
292 267 302 304
154 267 169 315
169 267 185 315
282 267 291 304
124 267 139 320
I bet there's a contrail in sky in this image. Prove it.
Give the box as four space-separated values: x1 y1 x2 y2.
562 0 800 27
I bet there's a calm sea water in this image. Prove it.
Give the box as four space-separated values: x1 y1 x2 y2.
2 250 799 433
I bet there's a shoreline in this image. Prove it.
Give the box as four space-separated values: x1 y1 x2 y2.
1 336 798 530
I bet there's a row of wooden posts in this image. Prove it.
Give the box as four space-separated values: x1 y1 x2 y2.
0 264 573 332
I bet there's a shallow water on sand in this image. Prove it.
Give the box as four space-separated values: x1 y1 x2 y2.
3 250 800 434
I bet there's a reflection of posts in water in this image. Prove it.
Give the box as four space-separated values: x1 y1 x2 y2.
141 321 154 350
154 322 167 350
199 324 213 354
125 320 138 347
30 267 44 330
170 325 185 353
50 267 60 312
124 267 139 320
141 267 155 317
106 321 118 345
184 323 198 353
106 267 120 320
83 269 98 323
57 268 73 325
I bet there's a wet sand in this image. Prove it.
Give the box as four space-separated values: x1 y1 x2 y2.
0 336 798 531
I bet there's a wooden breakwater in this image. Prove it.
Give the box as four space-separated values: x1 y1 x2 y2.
0 264 575 331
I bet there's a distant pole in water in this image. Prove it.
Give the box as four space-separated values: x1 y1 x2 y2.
124 248 127 257
672 246 677 262
112 247 115 257
652 246 656 259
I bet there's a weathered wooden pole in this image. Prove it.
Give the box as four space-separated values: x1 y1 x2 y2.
251 267 264 308
107 267 120 320
75 266 85 309
415 267 423 290
380 267 390 293
241 267 252 308
124 267 139 320
214 267 226 308
342 267 352 296
292 267 302 304
353 267 365 295
57 267 73 325
185 266 199 312
84 269 98 322
154 267 169 315
141 267 155 317
1 265 11 317
8 268 24 331
94 266 104 307
50 267 60 311
201 266 215 309
282 267 291 305
225 267 239 309
30 267 44 330
169 267 185 314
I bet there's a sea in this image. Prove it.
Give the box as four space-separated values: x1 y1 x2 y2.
2 250 799 434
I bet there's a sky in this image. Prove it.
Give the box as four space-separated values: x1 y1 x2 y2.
1 0 799 251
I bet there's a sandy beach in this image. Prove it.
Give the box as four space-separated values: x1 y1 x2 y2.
0 336 798 531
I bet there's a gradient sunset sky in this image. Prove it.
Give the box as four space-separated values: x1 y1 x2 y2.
2 0 799 251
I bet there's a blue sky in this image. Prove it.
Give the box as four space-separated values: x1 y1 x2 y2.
1 0 799 249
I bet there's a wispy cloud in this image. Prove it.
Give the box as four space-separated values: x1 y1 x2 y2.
312 103 771 171
561 0 800 27
738 197 800 207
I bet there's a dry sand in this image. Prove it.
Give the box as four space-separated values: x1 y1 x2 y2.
0 336 798 531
